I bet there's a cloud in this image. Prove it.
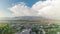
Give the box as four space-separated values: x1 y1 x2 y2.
10 2 38 17
32 0 60 20
10 0 60 20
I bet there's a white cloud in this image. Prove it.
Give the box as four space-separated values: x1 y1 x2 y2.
10 0 60 20
32 0 52 11
32 0 60 20
10 2 38 17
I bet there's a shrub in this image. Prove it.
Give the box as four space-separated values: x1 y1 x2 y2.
0 23 17 34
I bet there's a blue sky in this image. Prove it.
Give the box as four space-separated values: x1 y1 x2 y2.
0 0 44 8
0 0 45 17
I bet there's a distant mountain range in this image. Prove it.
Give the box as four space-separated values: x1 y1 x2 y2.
0 16 60 24
0 16 48 20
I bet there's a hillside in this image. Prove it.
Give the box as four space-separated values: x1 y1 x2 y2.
0 16 60 24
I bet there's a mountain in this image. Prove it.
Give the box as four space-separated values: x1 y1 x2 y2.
11 16 47 20
0 16 60 24
10 16 60 24
0 16 47 22
0 16 47 20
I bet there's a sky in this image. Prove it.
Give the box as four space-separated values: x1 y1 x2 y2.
0 0 60 20
0 0 45 17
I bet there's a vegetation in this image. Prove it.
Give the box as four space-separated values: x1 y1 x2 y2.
31 27 39 34
0 23 17 34
0 23 60 34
